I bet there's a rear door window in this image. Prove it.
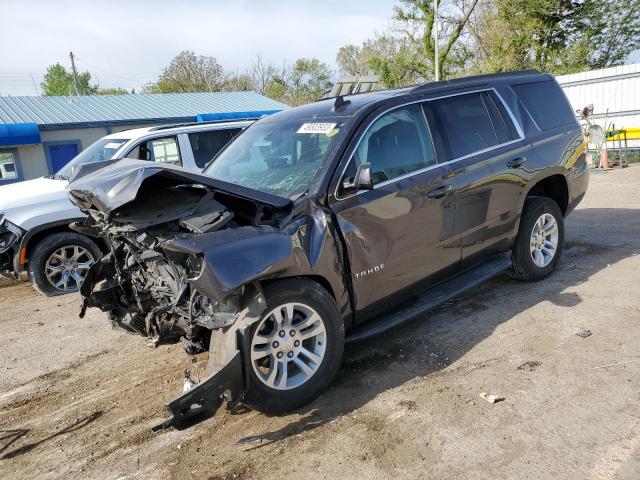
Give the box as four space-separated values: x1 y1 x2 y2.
424 92 499 162
512 80 575 130
188 128 242 169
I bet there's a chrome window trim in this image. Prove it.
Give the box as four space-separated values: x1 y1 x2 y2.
333 87 525 201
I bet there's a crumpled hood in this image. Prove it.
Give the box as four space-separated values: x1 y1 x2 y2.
67 159 291 215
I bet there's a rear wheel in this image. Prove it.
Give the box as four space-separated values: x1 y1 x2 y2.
243 279 344 414
28 232 102 296
511 197 564 281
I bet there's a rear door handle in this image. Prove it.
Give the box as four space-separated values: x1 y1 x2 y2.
507 157 526 168
426 184 453 199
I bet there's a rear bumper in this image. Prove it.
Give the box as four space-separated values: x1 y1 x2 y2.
566 161 590 216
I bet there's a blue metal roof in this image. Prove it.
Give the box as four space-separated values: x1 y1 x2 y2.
0 92 288 129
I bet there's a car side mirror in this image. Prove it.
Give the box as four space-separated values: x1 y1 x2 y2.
342 163 373 192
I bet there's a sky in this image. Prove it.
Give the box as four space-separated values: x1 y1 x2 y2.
0 0 394 96
1 0 639 97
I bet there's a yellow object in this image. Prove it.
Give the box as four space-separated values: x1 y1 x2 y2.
607 127 640 141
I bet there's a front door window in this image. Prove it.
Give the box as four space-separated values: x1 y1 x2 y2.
129 136 182 166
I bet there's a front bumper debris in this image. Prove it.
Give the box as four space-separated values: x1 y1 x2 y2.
0 251 18 280
152 351 243 432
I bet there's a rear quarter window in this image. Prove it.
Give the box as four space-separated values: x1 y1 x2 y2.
512 80 576 131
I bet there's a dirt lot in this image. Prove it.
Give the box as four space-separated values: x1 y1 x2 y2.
1 167 639 480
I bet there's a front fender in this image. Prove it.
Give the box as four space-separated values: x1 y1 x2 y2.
167 226 294 301
163 210 351 320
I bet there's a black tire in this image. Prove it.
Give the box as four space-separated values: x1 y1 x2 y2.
28 232 103 297
243 278 345 414
511 196 564 281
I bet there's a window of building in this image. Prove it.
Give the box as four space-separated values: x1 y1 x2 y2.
0 150 21 183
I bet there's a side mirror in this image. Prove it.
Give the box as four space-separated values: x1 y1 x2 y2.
342 163 373 192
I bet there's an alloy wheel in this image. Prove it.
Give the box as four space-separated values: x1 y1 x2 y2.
45 245 95 292
529 213 559 268
250 302 327 390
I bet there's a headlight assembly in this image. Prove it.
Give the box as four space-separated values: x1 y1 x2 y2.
0 216 23 253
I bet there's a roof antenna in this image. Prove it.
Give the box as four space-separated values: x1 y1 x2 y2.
332 95 351 112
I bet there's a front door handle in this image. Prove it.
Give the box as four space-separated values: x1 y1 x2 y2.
507 157 526 168
426 184 453 199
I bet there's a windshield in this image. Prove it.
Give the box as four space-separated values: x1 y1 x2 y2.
204 118 344 199
57 138 128 178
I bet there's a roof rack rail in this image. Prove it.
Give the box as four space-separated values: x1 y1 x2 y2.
409 69 541 93
148 118 258 132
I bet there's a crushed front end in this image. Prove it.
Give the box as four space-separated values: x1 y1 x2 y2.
68 161 289 429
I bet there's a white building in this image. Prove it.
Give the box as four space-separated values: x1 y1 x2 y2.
556 64 640 151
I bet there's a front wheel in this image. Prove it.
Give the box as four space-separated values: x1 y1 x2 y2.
28 232 103 296
511 196 564 281
243 279 344 414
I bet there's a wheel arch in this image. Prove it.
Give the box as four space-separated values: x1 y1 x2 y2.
524 173 569 215
256 275 353 331
18 219 107 271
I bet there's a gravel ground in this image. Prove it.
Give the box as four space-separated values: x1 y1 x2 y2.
0 167 639 480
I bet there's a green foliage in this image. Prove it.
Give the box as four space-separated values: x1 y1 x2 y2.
40 63 98 96
338 0 640 85
222 73 254 92
572 0 640 69
145 50 224 93
337 35 423 87
286 58 333 105
337 0 480 87
95 87 128 95
470 0 640 74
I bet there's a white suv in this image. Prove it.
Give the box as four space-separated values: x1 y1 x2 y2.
0 120 252 295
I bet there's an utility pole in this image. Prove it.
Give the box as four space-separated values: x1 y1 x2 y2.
29 73 40 96
434 0 440 81
69 51 80 95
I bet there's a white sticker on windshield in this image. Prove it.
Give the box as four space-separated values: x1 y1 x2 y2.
297 122 337 135
104 142 123 149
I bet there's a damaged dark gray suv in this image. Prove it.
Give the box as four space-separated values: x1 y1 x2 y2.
68 70 589 429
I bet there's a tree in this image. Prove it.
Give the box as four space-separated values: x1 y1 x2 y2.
145 50 224 93
248 55 278 95
222 72 255 92
336 0 480 87
467 0 640 74
95 87 128 95
286 58 333 105
391 0 480 80
336 44 371 76
572 0 640 69
40 63 97 96
249 58 332 106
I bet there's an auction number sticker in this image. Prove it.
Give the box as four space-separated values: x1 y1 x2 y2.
104 142 123 149
297 122 337 134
